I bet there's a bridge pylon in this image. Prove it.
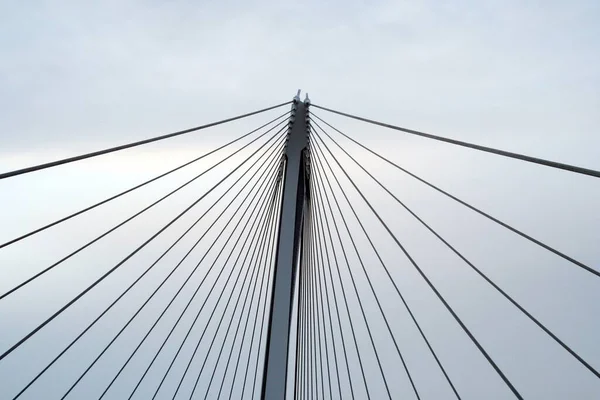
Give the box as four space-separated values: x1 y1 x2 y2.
261 91 310 400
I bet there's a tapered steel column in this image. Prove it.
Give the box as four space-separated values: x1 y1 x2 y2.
261 92 309 400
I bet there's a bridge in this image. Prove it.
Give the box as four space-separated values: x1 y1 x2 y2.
0 92 598 399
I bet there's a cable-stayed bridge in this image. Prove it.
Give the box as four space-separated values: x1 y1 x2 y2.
1 92 599 399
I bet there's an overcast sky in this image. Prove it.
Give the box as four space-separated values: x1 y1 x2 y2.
1 1 599 399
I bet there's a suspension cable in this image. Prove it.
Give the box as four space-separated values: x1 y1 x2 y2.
309 209 323 399
242 179 284 400
203 186 281 400
295 213 308 400
311 132 524 400
91 141 286 399
306 190 349 400
311 106 600 179
300 226 311 400
312 118 600 380
309 166 372 400
308 201 327 400
150 176 281 400
0 129 284 362
225 176 281 400
63 148 282 400
294 204 307 400
0 101 292 179
307 195 337 400
121 157 283 400
312 151 409 400
131 166 282 400
0 112 289 249
195 208 275 400
311 146 422 399
304 214 317 398
11 135 285 400
0 123 287 301
311 119 462 398
172 182 280 400
311 114 599 279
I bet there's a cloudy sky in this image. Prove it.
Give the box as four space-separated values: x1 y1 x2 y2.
1 1 599 399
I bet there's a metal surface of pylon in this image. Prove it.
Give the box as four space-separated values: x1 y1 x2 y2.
261 92 309 400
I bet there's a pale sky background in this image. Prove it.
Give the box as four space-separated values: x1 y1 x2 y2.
1 1 599 399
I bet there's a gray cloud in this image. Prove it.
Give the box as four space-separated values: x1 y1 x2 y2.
1 1 599 399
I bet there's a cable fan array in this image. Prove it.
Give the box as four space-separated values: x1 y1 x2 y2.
0 102 291 399
1 96 599 400
293 105 599 400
